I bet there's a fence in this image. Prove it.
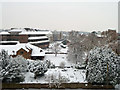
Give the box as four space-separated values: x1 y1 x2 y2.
45 52 67 54
2 83 114 89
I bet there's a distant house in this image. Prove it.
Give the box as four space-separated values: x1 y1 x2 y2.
101 29 118 41
117 33 120 55
62 39 70 45
0 43 45 60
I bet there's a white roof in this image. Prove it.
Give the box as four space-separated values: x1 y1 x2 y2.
0 32 9 35
19 31 52 35
0 29 52 35
27 43 45 56
108 28 116 30
96 34 102 37
0 43 45 56
29 40 49 44
96 34 106 38
0 43 29 55
0 41 19 44
28 36 48 40
8 29 23 33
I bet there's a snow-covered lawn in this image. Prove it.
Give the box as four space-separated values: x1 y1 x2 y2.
46 68 87 83
22 68 87 83
22 54 87 84
44 54 72 66
45 42 68 54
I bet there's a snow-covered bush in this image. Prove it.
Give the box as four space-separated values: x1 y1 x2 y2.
0 49 10 69
0 49 10 82
59 61 65 68
11 55 28 72
46 71 69 83
86 46 120 85
0 50 25 83
45 60 55 68
28 60 48 79
46 71 69 88
1 62 25 83
75 62 86 69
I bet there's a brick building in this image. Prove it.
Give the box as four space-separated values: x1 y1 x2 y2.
0 43 45 60
101 29 119 55
117 33 120 55
0 28 52 49
101 29 118 42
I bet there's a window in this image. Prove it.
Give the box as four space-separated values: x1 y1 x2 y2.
28 38 48 42
20 51 24 54
40 50 43 52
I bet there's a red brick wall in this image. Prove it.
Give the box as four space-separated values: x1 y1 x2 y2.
0 35 2 41
16 48 31 59
1 34 49 49
1 35 28 43
18 35 28 43
33 43 49 49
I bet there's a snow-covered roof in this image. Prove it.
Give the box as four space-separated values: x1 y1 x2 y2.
29 40 49 44
19 31 52 35
0 43 45 56
0 43 29 55
28 36 48 40
0 31 9 35
8 29 23 33
0 41 19 44
96 34 102 37
108 28 116 30
26 43 45 56
0 28 52 35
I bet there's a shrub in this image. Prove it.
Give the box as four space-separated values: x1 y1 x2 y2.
45 60 55 68
59 61 66 68
28 60 48 79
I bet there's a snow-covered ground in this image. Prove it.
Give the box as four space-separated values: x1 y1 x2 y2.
22 53 87 84
45 42 68 54
44 54 72 66
21 42 87 84
23 68 87 83
46 68 87 83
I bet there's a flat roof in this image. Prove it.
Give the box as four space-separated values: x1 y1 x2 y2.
0 29 52 35
28 36 48 40
29 40 49 44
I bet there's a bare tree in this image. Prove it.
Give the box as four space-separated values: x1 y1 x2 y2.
67 31 105 64
68 30 118 65
45 71 69 88
68 31 87 64
52 42 60 56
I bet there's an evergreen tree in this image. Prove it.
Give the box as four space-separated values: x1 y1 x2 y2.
1 62 25 83
0 50 25 83
86 46 120 85
0 49 10 69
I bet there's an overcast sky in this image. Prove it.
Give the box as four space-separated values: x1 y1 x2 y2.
0 0 119 32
